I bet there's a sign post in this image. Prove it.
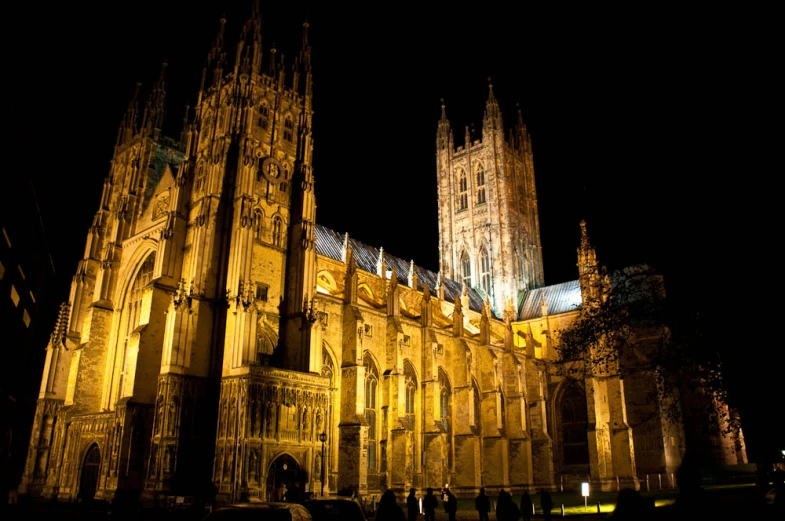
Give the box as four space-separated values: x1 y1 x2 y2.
581 482 590 510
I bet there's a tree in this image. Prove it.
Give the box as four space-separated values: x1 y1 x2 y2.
550 263 742 459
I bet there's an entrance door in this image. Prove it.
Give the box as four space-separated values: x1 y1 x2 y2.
79 444 101 501
266 454 305 502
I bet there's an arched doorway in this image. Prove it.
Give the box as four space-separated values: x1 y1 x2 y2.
79 444 101 501
266 454 305 502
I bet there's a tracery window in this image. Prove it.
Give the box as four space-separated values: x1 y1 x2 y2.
560 381 590 466
253 210 263 241
272 217 283 247
258 104 269 129
365 354 379 471
281 166 289 193
438 370 452 469
476 164 486 204
195 164 206 193
283 117 294 142
458 169 468 210
480 247 491 295
461 251 472 288
116 253 155 402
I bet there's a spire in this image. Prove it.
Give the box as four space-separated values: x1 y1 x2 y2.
342 232 349 262
234 0 263 76
297 20 313 99
199 14 227 104
376 247 386 277
141 61 168 138
436 98 453 150
268 44 277 77
577 220 601 303
483 77 502 132
115 82 143 148
408 260 418 289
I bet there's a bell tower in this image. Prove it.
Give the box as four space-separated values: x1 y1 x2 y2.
435 80 544 316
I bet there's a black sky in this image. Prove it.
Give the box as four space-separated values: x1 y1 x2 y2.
8 2 781 462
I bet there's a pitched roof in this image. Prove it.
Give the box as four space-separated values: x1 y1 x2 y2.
314 224 488 314
517 279 582 321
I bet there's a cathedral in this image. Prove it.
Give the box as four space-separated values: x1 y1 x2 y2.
19 4 746 506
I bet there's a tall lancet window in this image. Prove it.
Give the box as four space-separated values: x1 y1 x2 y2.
116 253 155 403
458 169 468 211
480 247 491 295
476 164 486 204
253 210 263 241
364 354 379 471
438 369 453 469
461 251 472 288
258 104 269 129
272 217 283 247
283 117 294 142
281 166 289 193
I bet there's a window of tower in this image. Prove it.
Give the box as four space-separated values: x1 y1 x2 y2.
480 247 491 295
476 164 486 204
283 116 294 142
258 104 269 129
280 166 289 193
195 164 206 193
461 251 471 288
253 209 263 241
458 169 468 211
272 217 283 247
365 355 379 471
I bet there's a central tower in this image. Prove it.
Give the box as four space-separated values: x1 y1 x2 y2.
436 82 544 315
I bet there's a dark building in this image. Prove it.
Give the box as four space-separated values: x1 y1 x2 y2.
1 178 58 504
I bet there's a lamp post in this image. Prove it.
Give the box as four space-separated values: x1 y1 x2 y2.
319 431 327 496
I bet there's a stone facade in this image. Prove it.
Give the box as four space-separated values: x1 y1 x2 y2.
20 6 746 507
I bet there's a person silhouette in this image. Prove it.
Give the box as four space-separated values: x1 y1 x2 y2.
609 488 654 520
423 487 439 521
519 491 533 521
494 490 519 521
407 488 420 521
443 486 458 521
475 487 491 521
539 489 553 521
376 489 406 521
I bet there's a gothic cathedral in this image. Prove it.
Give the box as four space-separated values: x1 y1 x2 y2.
20 5 746 505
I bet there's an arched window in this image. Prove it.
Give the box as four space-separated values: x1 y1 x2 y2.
476 164 486 204
498 385 506 431
461 251 471 288
560 381 590 466
280 166 289 193
472 382 481 433
258 104 269 129
365 354 379 471
283 117 294 142
438 370 452 469
117 253 155 402
195 164 206 194
322 348 334 387
253 210 263 241
458 169 468 211
404 361 417 422
272 217 283 247
480 247 491 295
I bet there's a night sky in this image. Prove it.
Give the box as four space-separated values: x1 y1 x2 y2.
8 3 780 462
